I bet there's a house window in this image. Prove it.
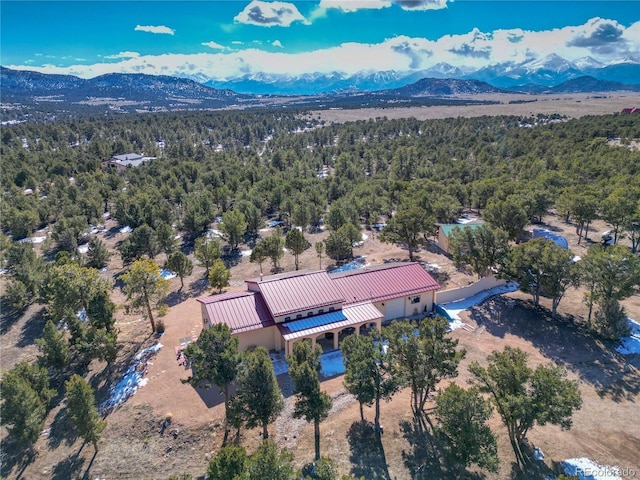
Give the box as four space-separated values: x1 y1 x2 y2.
285 316 291 322
411 296 421 304
329 307 335 312
296 314 302 319
307 312 313 317
319 309 324 314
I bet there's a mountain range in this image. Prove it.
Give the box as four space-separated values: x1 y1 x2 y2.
203 54 640 95
1 53 639 117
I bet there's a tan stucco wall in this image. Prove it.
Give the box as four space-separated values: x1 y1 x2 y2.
236 325 281 352
372 290 435 321
438 228 450 253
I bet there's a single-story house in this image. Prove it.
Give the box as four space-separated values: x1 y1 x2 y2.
438 223 484 254
101 153 156 173
197 262 440 355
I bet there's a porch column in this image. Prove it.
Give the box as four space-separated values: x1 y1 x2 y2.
333 330 339 350
311 337 317 349
355 324 361 336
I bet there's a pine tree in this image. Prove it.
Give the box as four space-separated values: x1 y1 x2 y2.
184 324 240 444
235 347 284 439
65 374 106 450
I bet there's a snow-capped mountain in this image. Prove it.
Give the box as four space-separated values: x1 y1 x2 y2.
205 54 639 93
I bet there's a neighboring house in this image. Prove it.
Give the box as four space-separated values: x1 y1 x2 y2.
437 223 484 254
198 262 440 355
101 153 156 173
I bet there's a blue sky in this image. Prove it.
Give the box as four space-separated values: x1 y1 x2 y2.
1 1 638 80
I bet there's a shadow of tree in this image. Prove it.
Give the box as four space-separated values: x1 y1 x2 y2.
346 420 392 480
51 452 84 480
187 278 210 298
0 300 29 335
17 307 48 348
165 290 188 307
0 439 37 480
399 416 447 479
47 405 79 450
470 297 640 403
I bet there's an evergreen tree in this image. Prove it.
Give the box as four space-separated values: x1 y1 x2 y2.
285 228 307 270
0 362 54 447
469 347 582 468
246 440 296 480
208 258 231 293
435 384 499 477
207 445 248 480
385 317 466 415
315 241 325 270
164 251 194 290
194 236 221 277
287 341 332 461
341 332 397 436
65 374 106 450
184 324 240 444
36 320 69 372
86 237 111 269
221 209 247 250
506 238 577 315
121 258 169 332
341 334 376 423
235 347 284 439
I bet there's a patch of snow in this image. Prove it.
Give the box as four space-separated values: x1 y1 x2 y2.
572 256 582 262
119 226 133 234
100 343 162 414
206 228 223 238
422 263 442 271
77 244 89 254
160 269 177 280
456 216 477 224
533 447 544 461
18 236 46 244
616 318 640 355
532 228 569 249
240 249 252 257
562 458 621 480
440 282 519 322
77 309 87 322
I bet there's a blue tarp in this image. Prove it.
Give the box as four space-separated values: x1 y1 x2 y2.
532 228 569 249
282 310 348 333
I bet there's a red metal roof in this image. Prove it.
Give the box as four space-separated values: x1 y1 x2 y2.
197 291 274 334
278 302 383 341
250 270 345 318
331 262 440 306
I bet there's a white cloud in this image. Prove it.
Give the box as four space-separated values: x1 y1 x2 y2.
135 25 175 35
105 51 141 59
202 41 228 50
393 0 449 11
272 40 284 48
10 18 638 82
316 0 447 13
234 0 309 27
232 41 244 45
318 0 391 13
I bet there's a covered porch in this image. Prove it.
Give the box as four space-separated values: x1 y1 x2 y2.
278 302 383 356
